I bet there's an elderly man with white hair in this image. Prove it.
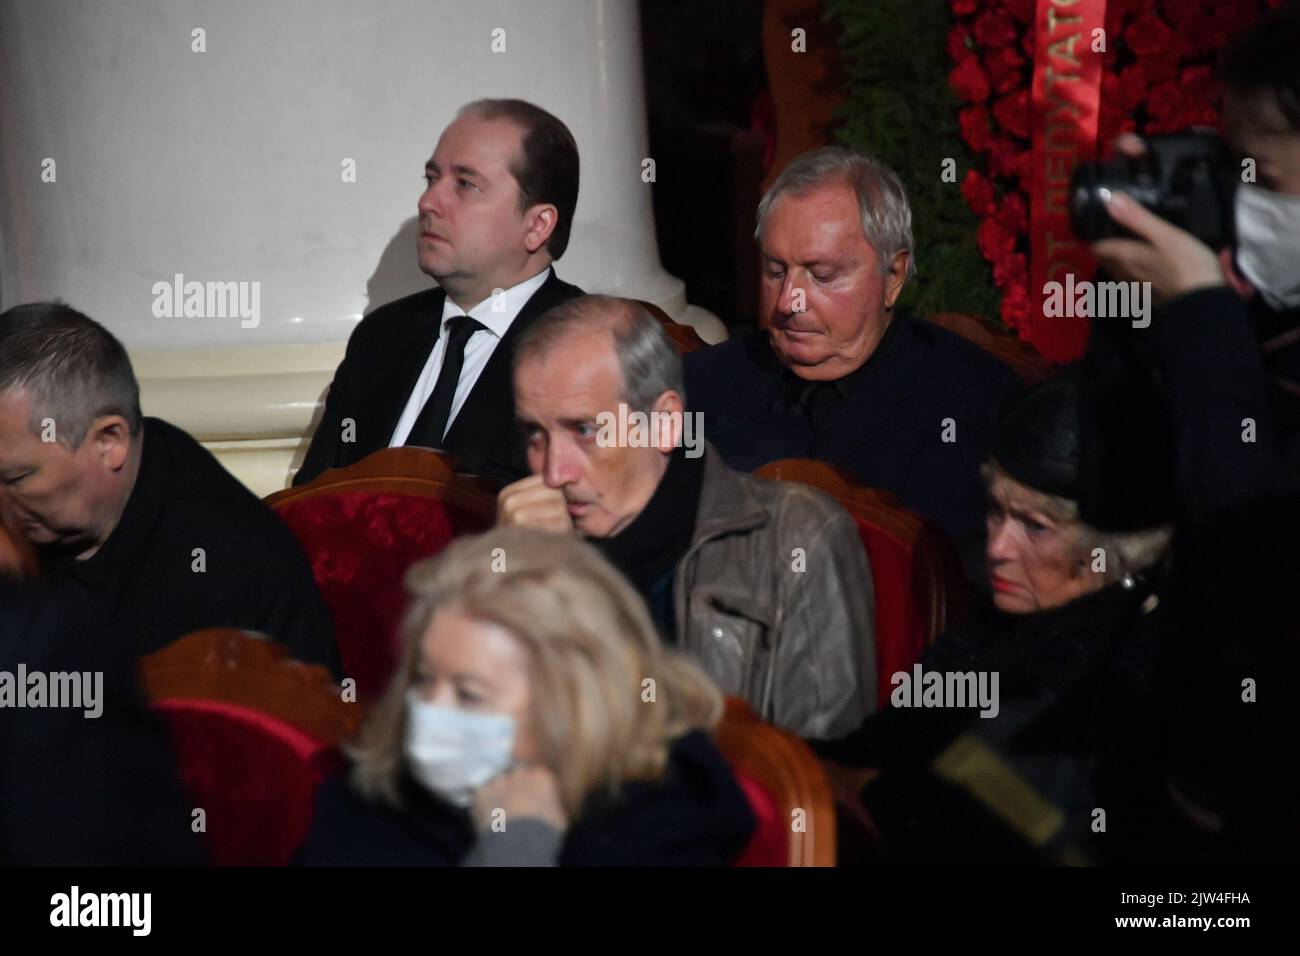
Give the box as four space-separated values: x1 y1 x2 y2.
685 147 1020 576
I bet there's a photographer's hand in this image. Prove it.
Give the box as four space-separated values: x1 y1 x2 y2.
1091 191 1225 306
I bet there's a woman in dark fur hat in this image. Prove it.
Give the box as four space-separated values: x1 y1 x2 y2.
816 368 1184 865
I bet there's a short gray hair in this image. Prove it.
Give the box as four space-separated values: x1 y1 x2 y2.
982 461 1173 582
756 146 916 282
514 295 685 412
0 301 142 448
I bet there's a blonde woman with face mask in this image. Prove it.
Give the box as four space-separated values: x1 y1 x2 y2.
297 526 755 866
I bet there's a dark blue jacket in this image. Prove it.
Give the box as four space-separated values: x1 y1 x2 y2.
684 313 1021 574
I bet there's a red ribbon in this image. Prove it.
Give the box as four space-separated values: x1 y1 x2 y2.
1027 0 1106 363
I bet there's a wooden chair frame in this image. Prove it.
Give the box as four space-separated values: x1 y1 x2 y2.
755 458 965 647
265 446 499 522
139 628 365 748
716 696 836 866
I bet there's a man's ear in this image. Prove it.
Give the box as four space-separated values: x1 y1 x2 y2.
651 391 684 454
523 203 559 255
883 250 911 310
88 416 133 471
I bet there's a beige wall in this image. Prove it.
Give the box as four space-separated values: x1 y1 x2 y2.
132 342 342 498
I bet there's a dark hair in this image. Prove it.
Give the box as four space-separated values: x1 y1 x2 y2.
461 99 580 260
0 301 142 447
1220 2 1300 132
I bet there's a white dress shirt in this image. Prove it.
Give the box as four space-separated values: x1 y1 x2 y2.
388 267 552 447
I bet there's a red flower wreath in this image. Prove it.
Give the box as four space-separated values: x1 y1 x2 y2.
947 0 1282 332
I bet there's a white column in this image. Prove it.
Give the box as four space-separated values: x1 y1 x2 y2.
0 0 723 494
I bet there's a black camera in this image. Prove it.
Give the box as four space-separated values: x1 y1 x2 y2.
1070 131 1236 248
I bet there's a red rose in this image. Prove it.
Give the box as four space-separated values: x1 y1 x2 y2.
1178 65 1216 110
949 55 990 103
1145 80 1188 134
951 0 978 16
1118 63 1148 110
988 137 1027 178
977 218 1017 263
995 192 1028 235
947 24 972 62
993 89 1031 140
959 105 992 153
1020 26 1035 59
1000 283 1031 330
1142 53 1179 87
973 9 1018 49
993 252 1028 290
1105 0 1133 40
1163 0 1208 31
986 45 1026 95
961 169 998 218
1003 0 1035 27
1125 12 1174 58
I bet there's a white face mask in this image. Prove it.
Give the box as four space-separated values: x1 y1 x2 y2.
403 689 516 807
1235 182 1300 312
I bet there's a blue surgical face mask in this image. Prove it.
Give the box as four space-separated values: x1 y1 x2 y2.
403 689 515 807
1235 182 1300 312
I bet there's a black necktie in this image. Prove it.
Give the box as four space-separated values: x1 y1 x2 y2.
774 375 840 431
405 315 487 448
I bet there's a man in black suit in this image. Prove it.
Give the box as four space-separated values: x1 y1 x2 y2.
0 302 338 674
684 148 1020 574
295 99 584 486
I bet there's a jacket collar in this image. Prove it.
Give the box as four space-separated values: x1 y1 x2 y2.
690 442 769 545
366 268 562 454
678 445 779 628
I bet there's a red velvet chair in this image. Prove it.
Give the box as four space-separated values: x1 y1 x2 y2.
755 459 966 708
139 629 365 866
265 448 498 700
716 697 836 866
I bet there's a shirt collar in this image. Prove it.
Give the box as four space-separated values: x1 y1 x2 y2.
440 266 552 339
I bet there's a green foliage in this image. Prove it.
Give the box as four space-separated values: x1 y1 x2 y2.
824 0 1001 322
